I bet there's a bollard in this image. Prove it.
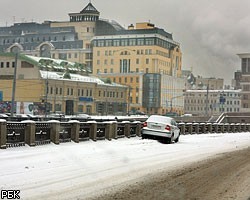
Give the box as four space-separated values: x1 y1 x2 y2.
104 121 114 141
199 123 205 134
219 123 225 133
193 123 199 134
241 123 246 132
88 121 97 141
0 119 7 149
123 121 131 138
22 120 36 147
186 123 193 134
112 121 118 139
69 120 80 143
212 123 219 133
134 121 142 137
48 120 60 145
230 123 235 133
247 123 250 132
178 122 185 135
236 123 241 132
207 123 212 133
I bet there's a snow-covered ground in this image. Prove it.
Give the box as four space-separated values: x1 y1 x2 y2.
0 132 250 200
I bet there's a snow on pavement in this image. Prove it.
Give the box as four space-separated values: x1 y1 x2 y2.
0 132 250 200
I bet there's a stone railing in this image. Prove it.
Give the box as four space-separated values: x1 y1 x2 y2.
1 119 249 149
0 119 142 149
178 122 250 135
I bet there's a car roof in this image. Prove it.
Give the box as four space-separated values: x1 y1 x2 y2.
147 115 173 123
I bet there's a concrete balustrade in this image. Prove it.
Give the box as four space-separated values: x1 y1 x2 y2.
1 120 250 149
0 119 7 149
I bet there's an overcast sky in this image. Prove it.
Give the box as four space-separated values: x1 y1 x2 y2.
1 0 250 84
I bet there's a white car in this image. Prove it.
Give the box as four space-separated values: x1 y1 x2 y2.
141 115 180 143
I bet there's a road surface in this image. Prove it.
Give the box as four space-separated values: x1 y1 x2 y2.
89 147 250 200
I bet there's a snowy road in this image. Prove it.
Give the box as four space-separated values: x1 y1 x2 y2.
0 132 250 200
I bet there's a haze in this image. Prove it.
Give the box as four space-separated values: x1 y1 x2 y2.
1 0 250 84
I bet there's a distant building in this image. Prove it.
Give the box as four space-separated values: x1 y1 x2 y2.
183 71 224 90
0 53 127 115
184 89 241 116
232 70 242 90
237 53 250 112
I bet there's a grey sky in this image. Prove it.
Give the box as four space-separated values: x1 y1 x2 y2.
1 0 250 84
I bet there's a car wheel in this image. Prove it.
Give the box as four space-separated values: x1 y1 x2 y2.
166 134 174 144
174 135 180 143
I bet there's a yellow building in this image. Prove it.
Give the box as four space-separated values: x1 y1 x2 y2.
0 2 185 115
0 53 127 115
92 22 184 115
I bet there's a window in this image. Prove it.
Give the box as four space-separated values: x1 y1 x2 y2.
137 39 144 45
113 40 120 46
6 62 10 68
121 39 128 46
120 59 131 73
106 40 112 46
0 62 4 68
129 39 136 46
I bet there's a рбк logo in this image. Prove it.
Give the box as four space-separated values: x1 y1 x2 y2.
1 190 20 199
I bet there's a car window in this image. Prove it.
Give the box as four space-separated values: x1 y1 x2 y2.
171 120 177 126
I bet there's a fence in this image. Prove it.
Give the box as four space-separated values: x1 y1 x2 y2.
0 119 142 149
1 119 249 149
178 122 250 135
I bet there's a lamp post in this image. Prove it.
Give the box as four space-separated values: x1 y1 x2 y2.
39 59 53 118
170 95 183 114
205 80 210 116
11 48 19 117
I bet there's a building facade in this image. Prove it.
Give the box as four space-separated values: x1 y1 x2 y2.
0 2 184 115
184 89 241 116
0 53 127 115
237 53 250 112
92 22 184 115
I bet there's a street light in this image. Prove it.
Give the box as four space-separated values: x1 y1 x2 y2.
11 47 20 117
39 59 53 118
170 95 183 113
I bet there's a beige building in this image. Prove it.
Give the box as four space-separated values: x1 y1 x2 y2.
92 22 184 115
0 53 127 115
